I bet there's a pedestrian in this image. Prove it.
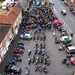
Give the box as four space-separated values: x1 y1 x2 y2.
40 43 43 49
34 48 38 55
28 57 31 65
28 0 33 10
43 34 46 41
25 67 30 75
53 31 56 37
32 55 36 63
70 33 73 38
28 49 31 56
35 43 39 49
37 34 40 40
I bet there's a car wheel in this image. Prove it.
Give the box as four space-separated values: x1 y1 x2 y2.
62 59 67 64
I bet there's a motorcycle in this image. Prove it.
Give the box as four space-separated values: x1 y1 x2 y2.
28 57 31 65
25 67 30 75
28 49 32 56
42 65 48 74
35 43 39 49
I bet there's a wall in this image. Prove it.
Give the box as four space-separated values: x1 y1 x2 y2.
0 9 22 71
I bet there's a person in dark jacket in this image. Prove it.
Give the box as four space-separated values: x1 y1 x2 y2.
29 0 33 10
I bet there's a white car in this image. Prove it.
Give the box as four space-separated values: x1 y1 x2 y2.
60 35 72 42
20 32 32 40
66 46 75 54
61 9 67 15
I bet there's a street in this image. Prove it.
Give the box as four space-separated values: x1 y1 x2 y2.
12 0 75 75
18 29 75 75
52 0 75 33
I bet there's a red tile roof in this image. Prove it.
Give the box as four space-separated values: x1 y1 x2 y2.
0 3 21 25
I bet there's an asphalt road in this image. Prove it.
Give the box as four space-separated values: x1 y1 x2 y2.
17 0 75 75
51 0 75 33
18 30 75 75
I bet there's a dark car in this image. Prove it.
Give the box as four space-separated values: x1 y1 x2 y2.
17 45 25 50
13 48 24 55
13 50 24 55
62 46 75 65
5 65 22 75
17 42 24 46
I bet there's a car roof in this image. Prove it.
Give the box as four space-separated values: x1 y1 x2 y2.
62 9 66 12
68 46 75 51
60 36 72 40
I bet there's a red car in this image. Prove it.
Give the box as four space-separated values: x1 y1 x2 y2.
13 53 21 58
52 18 64 27
13 48 24 55
69 57 75 65
13 50 24 55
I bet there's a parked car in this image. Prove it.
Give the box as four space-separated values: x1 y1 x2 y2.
13 53 22 58
13 47 24 53
5 65 22 75
16 46 25 50
62 46 75 65
13 56 22 62
8 57 17 65
19 31 32 40
52 18 64 29
17 42 24 46
60 35 72 45
13 49 24 55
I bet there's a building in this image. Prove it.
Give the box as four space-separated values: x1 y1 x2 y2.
0 1 22 73
66 0 75 10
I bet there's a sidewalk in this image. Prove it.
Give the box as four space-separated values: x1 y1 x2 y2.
19 0 29 11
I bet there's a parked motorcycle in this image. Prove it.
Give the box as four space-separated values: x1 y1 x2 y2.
25 67 30 75
28 49 32 56
42 65 48 74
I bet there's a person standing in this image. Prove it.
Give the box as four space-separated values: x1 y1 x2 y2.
28 0 33 10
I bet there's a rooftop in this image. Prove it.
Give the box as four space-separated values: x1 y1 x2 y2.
0 25 10 44
0 2 21 25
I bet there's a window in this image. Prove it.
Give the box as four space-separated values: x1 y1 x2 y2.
0 26 9 33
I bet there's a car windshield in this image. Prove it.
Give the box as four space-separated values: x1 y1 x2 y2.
17 46 24 49
69 49 75 54
17 43 24 46
25 33 31 37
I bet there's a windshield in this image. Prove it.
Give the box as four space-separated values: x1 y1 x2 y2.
69 49 75 54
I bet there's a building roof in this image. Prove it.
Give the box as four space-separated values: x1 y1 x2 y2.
0 25 10 44
0 3 21 25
